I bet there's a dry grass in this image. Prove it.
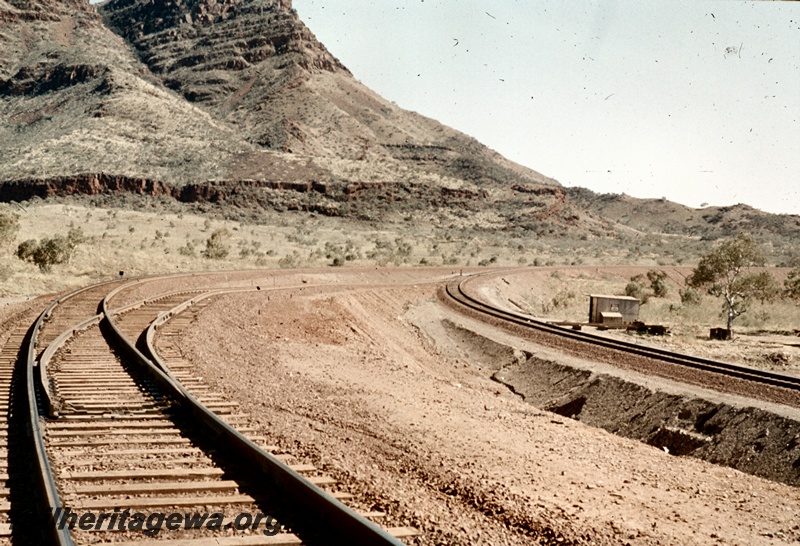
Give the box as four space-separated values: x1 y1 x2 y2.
4 199 798 333
0 200 583 296
511 266 800 371
4 199 798 376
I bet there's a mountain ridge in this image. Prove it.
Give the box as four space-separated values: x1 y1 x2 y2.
0 0 797 249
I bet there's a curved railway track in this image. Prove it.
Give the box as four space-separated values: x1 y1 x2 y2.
0 304 55 545
8 274 420 546
445 274 800 403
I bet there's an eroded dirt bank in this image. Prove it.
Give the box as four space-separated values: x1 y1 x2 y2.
167 274 800 545
478 325 800 487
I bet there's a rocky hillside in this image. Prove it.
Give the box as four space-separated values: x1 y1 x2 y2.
1 0 557 196
567 188 800 241
98 0 556 190
1 0 796 245
0 0 291 185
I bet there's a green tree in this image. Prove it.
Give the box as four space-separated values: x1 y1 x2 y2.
16 232 82 272
686 234 779 331
646 269 669 298
624 274 650 304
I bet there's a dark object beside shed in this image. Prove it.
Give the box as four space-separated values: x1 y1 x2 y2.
589 294 640 324
710 328 732 340
627 321 670 336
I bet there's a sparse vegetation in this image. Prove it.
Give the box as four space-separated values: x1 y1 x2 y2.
679 287 702 306
625 275 650 304
647 269 669 298
785 268 800 302
202 229 231 260
0 212 19 247
0 198 797 310
15 227 86 272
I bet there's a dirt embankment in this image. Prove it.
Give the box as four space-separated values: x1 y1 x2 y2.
485 333 800 487
437 316 800 486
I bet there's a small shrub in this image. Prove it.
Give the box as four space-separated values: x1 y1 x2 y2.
542 289 577 314
395 238 412 257
278 251 300 269
0 212 19 247
178 242 196 257
646 269 669 298
763 352 791 367
67 227 86 249
202 229 230 259
679 287 702 306
625 275 650 303
17 234 80 272
32 237 72 272
785 268 800 301
16 239 38 261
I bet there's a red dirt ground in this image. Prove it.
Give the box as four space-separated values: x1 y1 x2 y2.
162 268 800 546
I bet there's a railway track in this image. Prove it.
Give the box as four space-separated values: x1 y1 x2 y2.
0 305 54 546
445 274 800 399
8 275 420 546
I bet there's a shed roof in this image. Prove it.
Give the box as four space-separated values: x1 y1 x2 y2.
589 294 640 301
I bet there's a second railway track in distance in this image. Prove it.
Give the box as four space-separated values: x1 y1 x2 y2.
444 274 800 408
26 275 419 546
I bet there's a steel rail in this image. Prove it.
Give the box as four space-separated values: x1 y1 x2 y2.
446 276 800 393
26 276 218 545
104 289 408 546
38 313 104 417
25 279 126 546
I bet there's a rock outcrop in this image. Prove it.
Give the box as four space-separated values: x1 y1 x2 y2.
99 0 556 188
0 0 587 232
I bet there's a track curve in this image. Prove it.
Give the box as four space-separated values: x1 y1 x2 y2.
24 274 417 546
444 273 800 406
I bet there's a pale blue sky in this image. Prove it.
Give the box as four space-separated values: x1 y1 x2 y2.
292 1 799 215
88 1 799 215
